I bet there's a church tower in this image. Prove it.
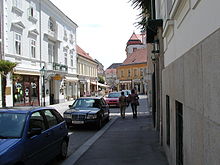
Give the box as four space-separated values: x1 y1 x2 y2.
125 32 146 57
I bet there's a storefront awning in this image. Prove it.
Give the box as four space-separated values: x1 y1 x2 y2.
90 82 109 88
65 76 78 82
14 70 40 76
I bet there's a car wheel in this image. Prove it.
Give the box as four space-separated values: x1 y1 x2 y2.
60 140 68 159
96 118 102 130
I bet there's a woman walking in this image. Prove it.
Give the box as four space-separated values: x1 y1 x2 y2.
119 91 127 119
128 89 139 118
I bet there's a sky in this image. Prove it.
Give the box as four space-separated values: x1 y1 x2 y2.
50 0 141 69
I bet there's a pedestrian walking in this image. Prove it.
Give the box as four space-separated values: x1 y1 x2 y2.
128 89 139 118
119 91 127 119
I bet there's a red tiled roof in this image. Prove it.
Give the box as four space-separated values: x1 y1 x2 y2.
123 48 147 65
76 45 93 60
127 32 142 45
105 68 116 74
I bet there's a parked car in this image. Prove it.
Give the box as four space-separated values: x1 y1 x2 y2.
63 97 110 129
0 107 69 165
104 92 121 107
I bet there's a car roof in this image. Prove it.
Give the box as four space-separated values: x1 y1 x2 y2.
77 97 103 99
0 106 55 114
109 92 120 94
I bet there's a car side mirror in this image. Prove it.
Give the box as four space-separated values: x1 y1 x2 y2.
69 105 72 108
28 127 42 137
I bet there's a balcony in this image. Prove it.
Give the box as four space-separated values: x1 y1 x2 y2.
53 62 68 72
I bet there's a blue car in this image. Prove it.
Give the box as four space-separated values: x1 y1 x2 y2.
0 107 69 165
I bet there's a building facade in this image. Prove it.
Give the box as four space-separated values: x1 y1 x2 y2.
105 63 121 91
76 45 98 97
1 0 78 106
150 0 220 165
117 32 147 94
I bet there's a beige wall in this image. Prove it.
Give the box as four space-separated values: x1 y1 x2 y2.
162 28 220 165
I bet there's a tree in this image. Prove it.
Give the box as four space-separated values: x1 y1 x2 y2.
129 0 152 30
98 76 105 84
0 60 17 107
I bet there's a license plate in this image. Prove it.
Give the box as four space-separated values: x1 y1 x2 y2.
72 121 84 124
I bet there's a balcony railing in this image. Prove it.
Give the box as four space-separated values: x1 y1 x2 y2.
53 62 68 72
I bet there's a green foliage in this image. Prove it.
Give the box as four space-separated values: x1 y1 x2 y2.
129 0 151 30
0 60 17 75
0 60 17 107
98 76 105 84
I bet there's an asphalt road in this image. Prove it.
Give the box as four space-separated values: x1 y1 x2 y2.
49 95 149 165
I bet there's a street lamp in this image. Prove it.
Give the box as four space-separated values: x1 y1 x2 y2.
40 66 46 106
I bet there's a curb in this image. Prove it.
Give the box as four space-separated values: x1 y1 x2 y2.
61 117 118 165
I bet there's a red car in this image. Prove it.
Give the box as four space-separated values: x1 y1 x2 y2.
105 92 121 107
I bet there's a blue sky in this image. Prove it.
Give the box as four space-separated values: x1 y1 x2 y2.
50 0 141 69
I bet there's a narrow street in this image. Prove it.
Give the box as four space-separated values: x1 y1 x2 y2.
49 95 168 165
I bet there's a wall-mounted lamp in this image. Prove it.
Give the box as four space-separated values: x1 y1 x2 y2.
151 39 160 54
151 54 157 64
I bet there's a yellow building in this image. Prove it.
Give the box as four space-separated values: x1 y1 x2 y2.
117 48 147 94
116 32 147 94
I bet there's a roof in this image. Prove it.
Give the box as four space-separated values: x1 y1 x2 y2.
127 32 143 45
76 45 94 61
0 106 55 113
105 68 116 74
107 63 122 69
122 48 147 65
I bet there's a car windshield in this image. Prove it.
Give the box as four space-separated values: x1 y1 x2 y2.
108 92 121 98
0 113 26 138
72 99 101 109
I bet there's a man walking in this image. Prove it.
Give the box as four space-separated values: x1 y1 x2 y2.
119 91 127 119
128 89 139 118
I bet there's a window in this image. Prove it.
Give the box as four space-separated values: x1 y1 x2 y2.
133 48 137 52
48 18 55 32
140 68 144 76
121 70 124 77
64 52 67 65
128 70 131 77
63 29 68 41
166 95 170 146
69 34 74 44
70 50 74 67
48 42 55 63
15 33 21 55
134 69 137 76
44 110 58 128
29 112 46 132
29 7 34 17
31 39 36 58
176 100 183 165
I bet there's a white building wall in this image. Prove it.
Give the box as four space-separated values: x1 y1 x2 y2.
161 0 220 67
2 0 78 106
157 0 220 165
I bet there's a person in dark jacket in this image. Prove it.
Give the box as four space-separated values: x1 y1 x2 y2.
128 89 139 118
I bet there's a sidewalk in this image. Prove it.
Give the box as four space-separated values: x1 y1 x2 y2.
71 115 168 165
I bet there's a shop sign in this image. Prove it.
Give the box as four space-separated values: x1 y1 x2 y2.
53 74 62 80
6 87 11 95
